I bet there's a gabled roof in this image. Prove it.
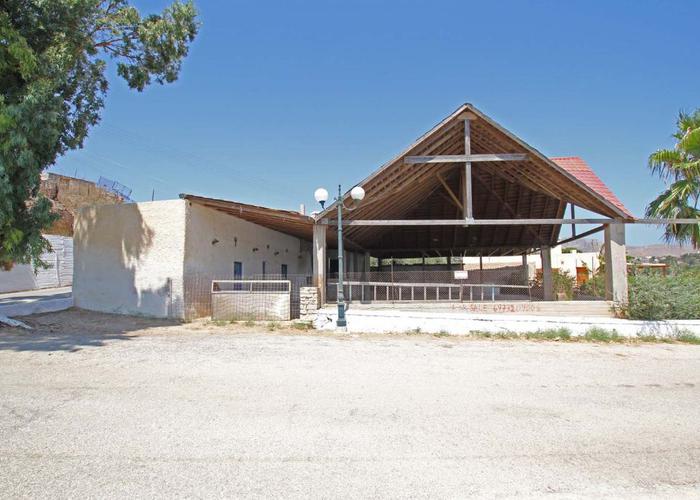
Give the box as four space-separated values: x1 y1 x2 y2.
550 156 632 218
320 103 632 222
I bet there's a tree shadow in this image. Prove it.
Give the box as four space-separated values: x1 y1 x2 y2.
73 203 185 318
0 309 180 352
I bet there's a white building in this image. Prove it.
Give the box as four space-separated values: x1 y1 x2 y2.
463 246 601 283
0 235 73 293
73 197 314 320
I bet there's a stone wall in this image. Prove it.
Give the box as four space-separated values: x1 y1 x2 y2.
39 173 123 236
299 287 319 321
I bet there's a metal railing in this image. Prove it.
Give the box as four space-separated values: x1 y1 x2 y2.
329 280 531 303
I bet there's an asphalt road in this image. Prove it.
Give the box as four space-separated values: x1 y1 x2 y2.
1 315 699 498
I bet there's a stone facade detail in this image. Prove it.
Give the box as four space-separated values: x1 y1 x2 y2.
299 287 320 321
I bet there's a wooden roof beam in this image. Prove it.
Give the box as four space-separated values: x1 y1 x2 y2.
324 218 698 226
404 153 528 164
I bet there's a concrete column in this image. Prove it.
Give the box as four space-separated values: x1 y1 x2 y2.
541 246 554 301
312 224 327 305
361 252 370 281
604 224 628 305
521 253 529 284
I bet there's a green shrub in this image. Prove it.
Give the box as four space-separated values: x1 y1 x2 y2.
522 328 572 340
531 269 577 300
673 329 700 344
583 327 621 343
627 268 700 320
579 272 605 298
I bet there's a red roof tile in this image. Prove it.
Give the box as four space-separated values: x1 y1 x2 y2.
549 156 632 218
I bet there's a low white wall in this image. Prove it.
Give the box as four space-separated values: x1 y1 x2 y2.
73 200 186 318
212 292 290 321
0 235 73 293
314 307 700 338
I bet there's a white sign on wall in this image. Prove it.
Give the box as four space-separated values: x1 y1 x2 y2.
453 270 469 280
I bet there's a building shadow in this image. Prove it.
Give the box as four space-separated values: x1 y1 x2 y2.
0 309 180 352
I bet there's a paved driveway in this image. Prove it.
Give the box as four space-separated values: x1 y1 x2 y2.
0 286 72 317
0 311 699 498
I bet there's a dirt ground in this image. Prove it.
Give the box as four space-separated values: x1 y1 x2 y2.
1 309 699 498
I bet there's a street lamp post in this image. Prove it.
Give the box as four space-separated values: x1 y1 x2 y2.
314 184 365 329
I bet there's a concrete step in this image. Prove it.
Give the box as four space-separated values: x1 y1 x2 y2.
340 300 615 318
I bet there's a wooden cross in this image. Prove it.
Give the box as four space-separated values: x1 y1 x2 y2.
403 112 527 221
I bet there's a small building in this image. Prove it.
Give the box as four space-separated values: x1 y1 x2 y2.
73 103 633 320
463 246 601 284
74 198 314 319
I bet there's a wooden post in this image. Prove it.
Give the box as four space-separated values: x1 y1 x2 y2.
521 253 529 284
604 224 628 305
463 119 473 220
312 224 327 305
541 246 554 301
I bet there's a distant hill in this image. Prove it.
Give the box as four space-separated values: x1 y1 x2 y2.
566 238 699 258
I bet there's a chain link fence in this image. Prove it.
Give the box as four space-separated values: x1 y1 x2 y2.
167 263 604 321
171 273 312 321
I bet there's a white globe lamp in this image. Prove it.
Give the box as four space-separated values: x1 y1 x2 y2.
350 186 365 202
314 187 329 208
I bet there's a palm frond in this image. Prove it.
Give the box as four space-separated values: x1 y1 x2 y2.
677 110 700 135
646 188 700 248
648 149 684 180
678 127 700 157
676 159 700 180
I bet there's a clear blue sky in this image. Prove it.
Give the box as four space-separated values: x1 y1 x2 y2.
52 0 700 246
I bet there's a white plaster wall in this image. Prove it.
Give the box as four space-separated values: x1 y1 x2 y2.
73 200 186 318
181 202 313 319
183 202 312 279
463 246 600 278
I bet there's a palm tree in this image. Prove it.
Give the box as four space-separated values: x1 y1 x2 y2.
647 109 700 248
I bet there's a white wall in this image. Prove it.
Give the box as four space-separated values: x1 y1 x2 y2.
73 199 314 320
0 235 73 293
73 200 187 318
183 202 312 279
463 246 600 279
181 202 312 320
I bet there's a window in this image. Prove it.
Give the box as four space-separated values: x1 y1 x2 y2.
281 264 288 278
233 261 243 291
